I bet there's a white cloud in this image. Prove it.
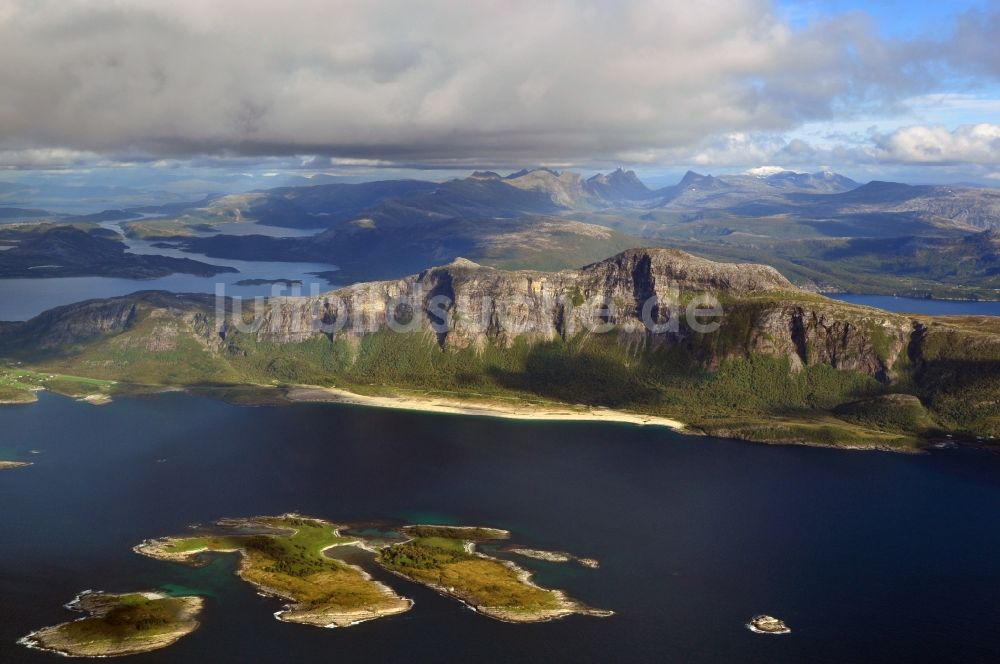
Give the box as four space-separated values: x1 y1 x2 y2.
873 123 1000 164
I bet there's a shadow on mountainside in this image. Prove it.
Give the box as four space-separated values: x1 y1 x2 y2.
487 342 663 408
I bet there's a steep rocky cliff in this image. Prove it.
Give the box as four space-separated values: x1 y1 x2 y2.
253 247 793 343
247 248 908 384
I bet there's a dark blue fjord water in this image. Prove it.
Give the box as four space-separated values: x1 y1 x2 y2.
829 294 1000 316
2 392 1000 663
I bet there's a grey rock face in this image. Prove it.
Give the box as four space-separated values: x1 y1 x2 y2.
249 248 793 347
246 248 908 382
749 305 910 381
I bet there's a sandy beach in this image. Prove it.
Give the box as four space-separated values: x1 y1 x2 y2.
286 385 687 431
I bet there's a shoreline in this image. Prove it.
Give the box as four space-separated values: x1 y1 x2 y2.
286 385 687 431
6 382 973 455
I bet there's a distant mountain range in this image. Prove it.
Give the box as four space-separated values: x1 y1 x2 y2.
4 166 1000 297
88 165 999 238
10 166 993 236
474 166 860 209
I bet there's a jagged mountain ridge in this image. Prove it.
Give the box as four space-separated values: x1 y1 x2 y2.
650 169 860 210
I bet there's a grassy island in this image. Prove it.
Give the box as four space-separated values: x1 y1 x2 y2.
19 591 203 657
377 525 612 622
134 515 413 627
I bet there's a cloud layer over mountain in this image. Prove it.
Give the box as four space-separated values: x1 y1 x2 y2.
0 0 997 170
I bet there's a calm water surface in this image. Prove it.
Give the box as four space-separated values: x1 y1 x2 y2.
0 222 338 321
1 392 999 663
829 294 1000 316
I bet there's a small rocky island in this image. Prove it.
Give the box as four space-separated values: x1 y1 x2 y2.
19 591 203 657
20 515 613 657
378 525 612 622
509 547 600 568
0 460 32 470
136 516 611 628
747 614 791 634
135 515 412 627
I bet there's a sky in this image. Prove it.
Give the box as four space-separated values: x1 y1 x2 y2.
0 0 998 202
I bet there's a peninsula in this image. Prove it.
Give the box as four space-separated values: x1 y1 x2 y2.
19 590 203 657
134 515 413 627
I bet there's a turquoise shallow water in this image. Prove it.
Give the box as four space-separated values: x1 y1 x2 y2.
2 391 1000 662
